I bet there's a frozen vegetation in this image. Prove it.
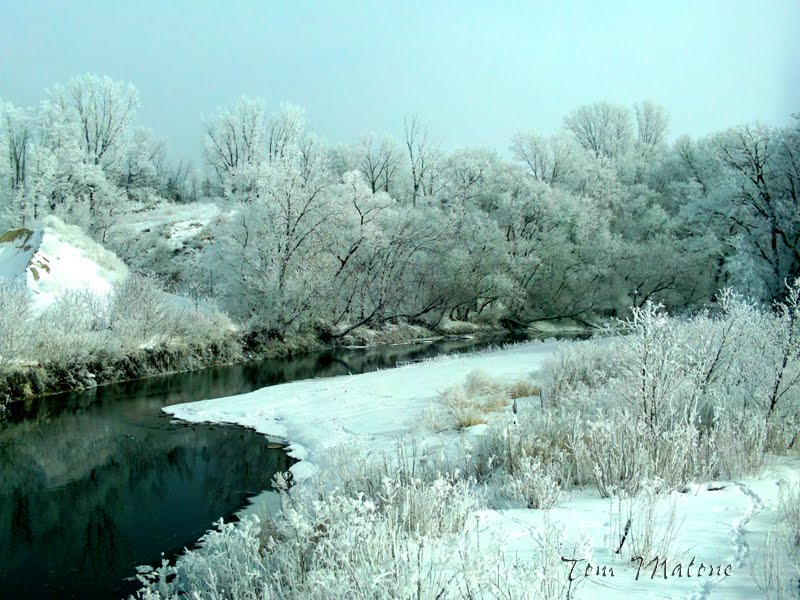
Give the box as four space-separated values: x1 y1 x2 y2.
133 289 800 599
1 75 800 404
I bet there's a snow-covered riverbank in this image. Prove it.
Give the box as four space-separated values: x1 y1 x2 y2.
161 338 800 599
166 340 562 481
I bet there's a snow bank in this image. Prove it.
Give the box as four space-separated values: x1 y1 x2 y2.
0 217 128 310
166 341 559 481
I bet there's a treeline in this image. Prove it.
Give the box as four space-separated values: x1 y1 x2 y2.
1 75 799 342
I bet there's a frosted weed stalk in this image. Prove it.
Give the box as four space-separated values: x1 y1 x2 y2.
605 479 683 566
750 529 800 600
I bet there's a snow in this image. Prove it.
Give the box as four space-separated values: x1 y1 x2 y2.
0 216 128 310
166 341 558 480
0 227 42 281
165 340 800 599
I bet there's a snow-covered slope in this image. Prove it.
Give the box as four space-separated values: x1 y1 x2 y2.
0 217 128 310
100 200 229 281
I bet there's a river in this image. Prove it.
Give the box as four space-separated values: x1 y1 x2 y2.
0 335 519 599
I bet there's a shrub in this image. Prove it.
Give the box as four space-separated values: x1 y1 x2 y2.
538 337 615 407
133 449 571 599
479 288 799 501
110 274 174 350
32 289 114 364
0 280 32 370
498 454 564 509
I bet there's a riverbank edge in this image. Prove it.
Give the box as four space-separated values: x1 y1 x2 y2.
1 320 580 406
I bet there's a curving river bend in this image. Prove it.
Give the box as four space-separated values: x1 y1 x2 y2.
0 335 518 599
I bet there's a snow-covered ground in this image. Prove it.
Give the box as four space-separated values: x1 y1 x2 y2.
165 340 800 599
0 216 128 310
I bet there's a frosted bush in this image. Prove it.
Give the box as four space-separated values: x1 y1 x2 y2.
133 466 572 600
708 405 770 477
167 300 236 348
762 281 800 421
0 279 32 370
611 301 692 430
135 517 270 599
321 442 489 535
539 337 615 407
483 408 583 489
499 454 564 509
581 411 653 497
110 274 175 349
33 289 115 362
480 288 800 502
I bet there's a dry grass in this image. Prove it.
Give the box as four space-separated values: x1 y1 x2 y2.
438 370 511 429
506 379 542 399
436 371 548 430
455 413 489 428
464 369 505 397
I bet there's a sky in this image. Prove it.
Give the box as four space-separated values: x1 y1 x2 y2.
1 0 798 165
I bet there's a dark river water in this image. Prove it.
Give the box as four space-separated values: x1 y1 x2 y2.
0 335 519 599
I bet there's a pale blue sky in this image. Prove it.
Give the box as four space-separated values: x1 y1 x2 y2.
1 0 798 164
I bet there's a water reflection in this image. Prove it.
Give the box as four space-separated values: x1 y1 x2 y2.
0 335 518 599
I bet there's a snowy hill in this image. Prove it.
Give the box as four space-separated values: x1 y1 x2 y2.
0 217 128 310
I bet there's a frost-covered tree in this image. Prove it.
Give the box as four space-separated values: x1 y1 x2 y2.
436 204 510 322
403 115 446 205
332 202 450 332
266 103 307 163
121 128 168 202
439 146 503 209
356 133 401 195
563 101 633 161
634 100 669 158
510 130 579 187
696 120 800 301
10 75 142 235
0 101 35 225
217 133 340 335
2 101 33 193
490 174 615 322
46 75 139 175
203 96 267 195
